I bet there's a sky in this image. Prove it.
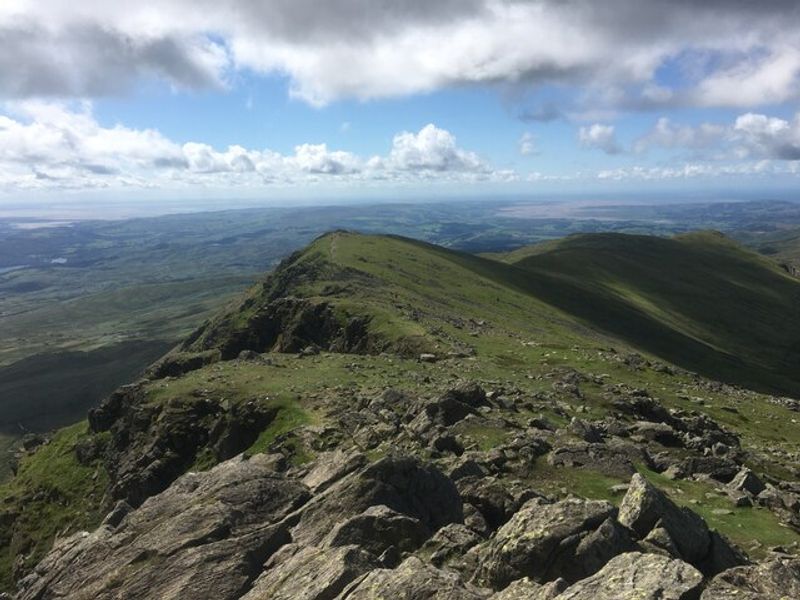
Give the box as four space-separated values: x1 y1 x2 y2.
1 0 800 203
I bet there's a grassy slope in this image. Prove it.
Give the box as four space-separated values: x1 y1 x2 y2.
736 226 800 273
2 230 800 591
0 422 108 591
500 231 800 397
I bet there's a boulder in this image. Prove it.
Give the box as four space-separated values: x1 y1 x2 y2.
242 544 376 600
291 455 462 546
16 454 309 600
323 505 428 556
457 476 518 530
475 497 617 589
618 474 710 565
728 468 766 497
569 516 638 581
547 440 650 479
341 556 487 599
700 557 800 599
554 552 703 600
421 523 483 567
302 450 366 493
628 421 682 447
491 577 567 599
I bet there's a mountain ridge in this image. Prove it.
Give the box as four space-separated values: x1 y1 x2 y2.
2 230 800 597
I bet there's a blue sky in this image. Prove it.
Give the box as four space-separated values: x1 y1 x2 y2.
1 1 800 202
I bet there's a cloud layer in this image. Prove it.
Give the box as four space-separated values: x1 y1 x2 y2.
2 1 800 109
0 102 511 191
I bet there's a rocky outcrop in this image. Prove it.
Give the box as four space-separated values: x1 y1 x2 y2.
554 552 703 600
700 556 800 599
15 455 309 600
88 385 278 506
618 474 746 574
475 497 620 588
340 556 487 599
491 578 566 600
241 544 377 600
290 455 462 547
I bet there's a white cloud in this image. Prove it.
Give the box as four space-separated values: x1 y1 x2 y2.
0 104 506 191
595 161 782 181
691 47 800 108
634 112 800 160
634 117 726 153
579 124 621 155
1 1 800 110
518 132 536 156
387 124 489 173
732 112 800 160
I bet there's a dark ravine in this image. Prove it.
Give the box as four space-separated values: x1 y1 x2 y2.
3 231 800 599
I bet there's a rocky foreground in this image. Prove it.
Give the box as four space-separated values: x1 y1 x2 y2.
12 379 800 600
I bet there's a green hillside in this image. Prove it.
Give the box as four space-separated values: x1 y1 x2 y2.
182 230 800 398
500 231 800 397
3 230 800 592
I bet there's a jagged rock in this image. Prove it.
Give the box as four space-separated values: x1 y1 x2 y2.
456 476 534 530
554 552 703 600
443 382 489 408
302 450 366 493
491 577 567 599
547 439 650 479
618 473 710 564
89 385 279 506
700 556 800 599
728 468 766 496
569 516 638 581
475 497 617 589
628 421 682 447
432 433 465 455
700 531 750 575
463 502 490 536
16 454 309 600
421 523 483 567
291 455 462 547
567 418 603 443
323 505 428 556
641 526 682 557
241 544 376 600
672 456 740 483
450 458 489 481
341 556 487 599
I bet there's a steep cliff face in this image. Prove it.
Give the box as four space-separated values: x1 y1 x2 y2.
4 231 800 598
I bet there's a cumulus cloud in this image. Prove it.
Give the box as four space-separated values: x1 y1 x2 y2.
0 104 504 191
579 124 621 155
634 112 800 160
388 124 489 173
732 112 800 160
1 1 800 109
